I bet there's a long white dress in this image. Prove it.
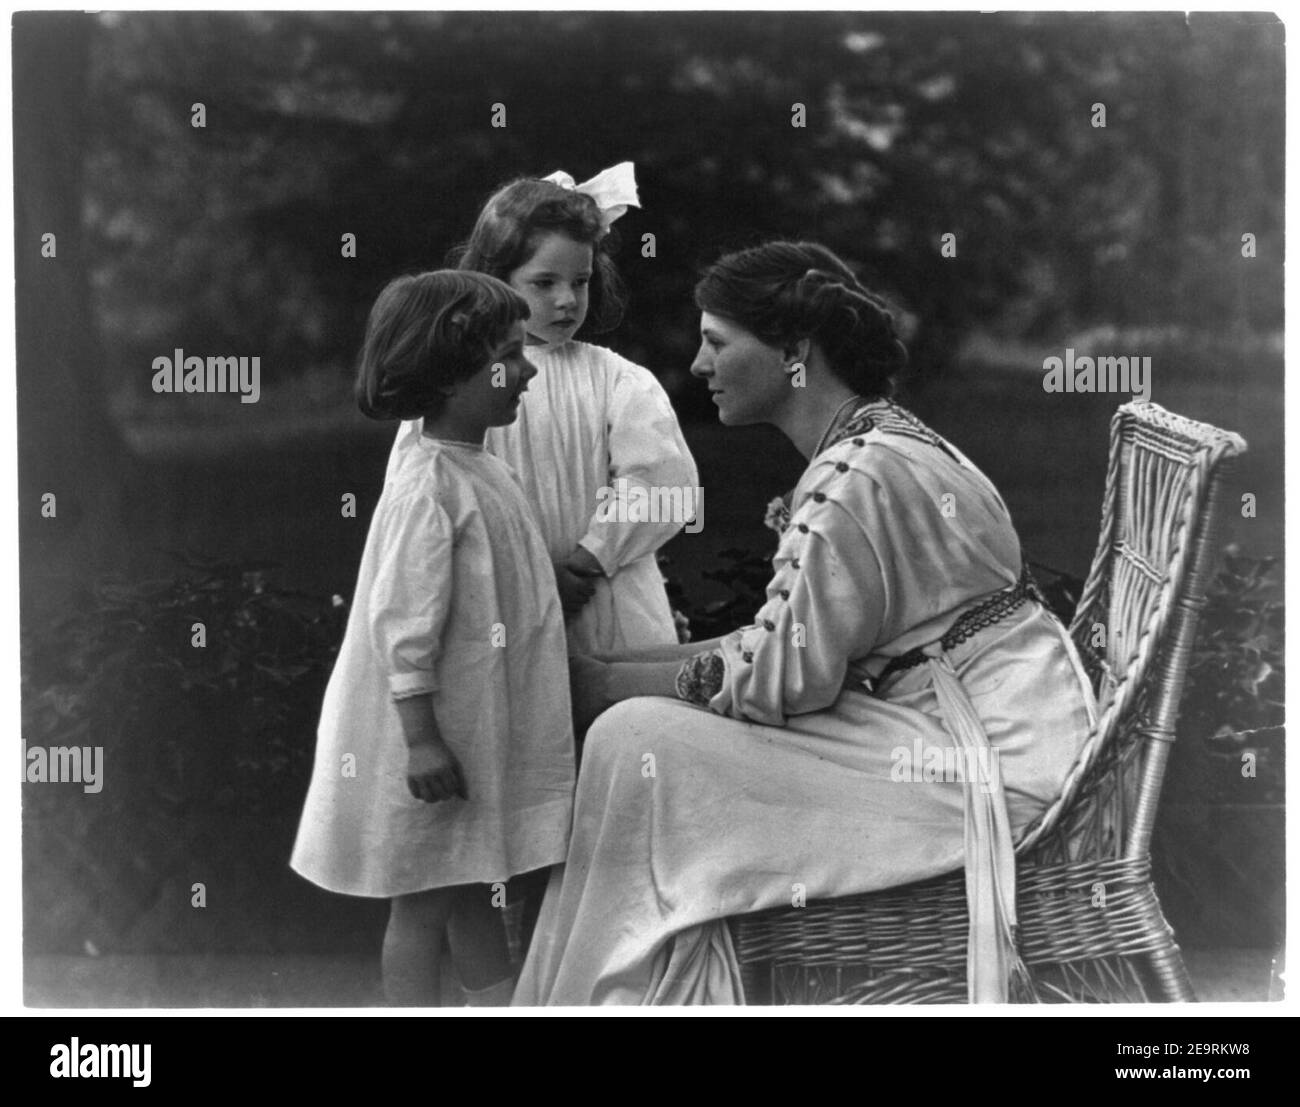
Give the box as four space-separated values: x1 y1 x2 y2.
387 339 699 654
513 400 1098 1005
291 435 575 897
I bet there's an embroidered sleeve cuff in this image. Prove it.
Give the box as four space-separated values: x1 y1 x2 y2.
674 649 725 707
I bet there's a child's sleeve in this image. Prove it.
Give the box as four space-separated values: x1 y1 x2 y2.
366 494 455 700
578 360 700 576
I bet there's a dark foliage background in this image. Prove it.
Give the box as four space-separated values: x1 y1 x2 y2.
85 11 1282 417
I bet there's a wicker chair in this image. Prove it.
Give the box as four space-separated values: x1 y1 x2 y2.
728 401 1248 1003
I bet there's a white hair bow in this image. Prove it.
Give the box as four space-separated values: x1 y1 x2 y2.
541 161 640 233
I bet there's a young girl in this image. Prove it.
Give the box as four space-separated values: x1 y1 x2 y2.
290 270 575 1006
386 163 699 655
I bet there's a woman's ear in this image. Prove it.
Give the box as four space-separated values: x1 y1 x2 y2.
782 336 812 372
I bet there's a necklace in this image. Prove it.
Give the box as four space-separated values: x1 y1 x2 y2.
811 395 864 458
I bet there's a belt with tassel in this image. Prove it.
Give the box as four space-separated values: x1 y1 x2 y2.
878 565 1042 686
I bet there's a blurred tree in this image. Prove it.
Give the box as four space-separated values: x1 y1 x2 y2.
15 12 130 610
71 10 1285 424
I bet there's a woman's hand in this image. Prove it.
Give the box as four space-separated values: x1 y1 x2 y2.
570 655 614 738
570 656 690 739
587 638 726 665
406 738 467 803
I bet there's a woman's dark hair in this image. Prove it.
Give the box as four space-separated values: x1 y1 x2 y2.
694 241 908 399
355 270 528 421
453 177 626 333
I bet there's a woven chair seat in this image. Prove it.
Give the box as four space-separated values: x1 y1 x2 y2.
728 402 1247 1004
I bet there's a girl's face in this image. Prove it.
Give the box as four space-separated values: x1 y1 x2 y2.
447 320 537 428
508 232 593 346
690 311 792 427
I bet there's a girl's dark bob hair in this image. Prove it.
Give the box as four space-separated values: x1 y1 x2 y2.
694 240 909 400
355 269 528 421
453 177 626 333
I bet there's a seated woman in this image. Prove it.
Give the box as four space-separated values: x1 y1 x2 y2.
513 240 1098 1006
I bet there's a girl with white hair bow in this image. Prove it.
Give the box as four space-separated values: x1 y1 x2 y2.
387 162 698 659
381 165 699 996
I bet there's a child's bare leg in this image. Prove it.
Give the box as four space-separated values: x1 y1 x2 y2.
512 867 551 955
383 888 455 1006
446 883 513 994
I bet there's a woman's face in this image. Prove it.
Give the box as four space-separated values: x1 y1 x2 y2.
690 311 791 426
507 232 592 346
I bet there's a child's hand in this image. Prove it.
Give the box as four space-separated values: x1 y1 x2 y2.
555 546 605 619
406 738 467 803
565 546 605 579
555 563 598 618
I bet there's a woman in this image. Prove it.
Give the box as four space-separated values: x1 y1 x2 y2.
513 241 1097 1005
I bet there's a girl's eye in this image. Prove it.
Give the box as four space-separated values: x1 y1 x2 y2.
575 277 590 287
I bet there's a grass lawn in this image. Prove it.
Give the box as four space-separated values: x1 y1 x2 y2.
23 947 1283 1006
